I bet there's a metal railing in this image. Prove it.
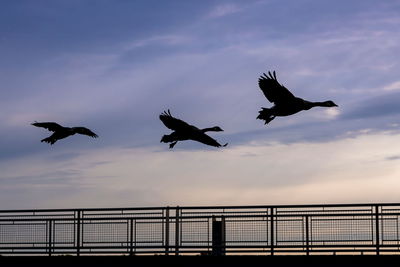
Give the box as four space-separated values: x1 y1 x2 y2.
1 203 400 255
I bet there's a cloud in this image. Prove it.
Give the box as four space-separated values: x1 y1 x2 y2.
341 92 400 120
206 4 242 18
385 155 400 161
2 131 400 209
122 35 191 50
383 81 400 91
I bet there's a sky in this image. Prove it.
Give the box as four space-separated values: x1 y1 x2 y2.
1 0 400 209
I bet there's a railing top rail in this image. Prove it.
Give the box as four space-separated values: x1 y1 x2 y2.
0 206 166 213
1 202 399 214
3 211 400 222
178 203 400 209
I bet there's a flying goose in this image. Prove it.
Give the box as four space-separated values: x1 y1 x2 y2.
32 122 98 145
257 71 338 124
159 110 227 149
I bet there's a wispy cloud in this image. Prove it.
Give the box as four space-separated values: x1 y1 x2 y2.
385 155 400 161
122 34 192 50
383 81 400 91
206 4 242 18
2 131 400 209
341 92 400 120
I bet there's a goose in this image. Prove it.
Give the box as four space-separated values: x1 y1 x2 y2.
257 71 338 124
32 121 98 145
159 110 227 149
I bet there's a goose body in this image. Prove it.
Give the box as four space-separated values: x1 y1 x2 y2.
159 110 227 149
257 71 338 124
32 122 98 145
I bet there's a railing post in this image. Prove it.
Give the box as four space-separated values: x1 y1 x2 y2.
76 210 81 256
175 206 180 255
129 219 134 256
305 215 310 256
375 205 380 255
47 219 53 256
270 207 274 256
222 216 226 255
165 206 170 255
212 216 226 256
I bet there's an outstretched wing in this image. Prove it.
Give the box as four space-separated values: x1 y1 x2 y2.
31 122 63 132
72 127 98 138
194 133 227 148
159 110 191 131
258 71 295 104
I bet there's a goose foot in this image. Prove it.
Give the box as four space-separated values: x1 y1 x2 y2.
169 141 178 149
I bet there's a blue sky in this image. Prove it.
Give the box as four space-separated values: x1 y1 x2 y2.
1 0 400 209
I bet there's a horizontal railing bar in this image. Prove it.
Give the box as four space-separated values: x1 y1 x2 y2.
0 207 167 213
0 244 400 253
2 202 400 214
3 250 400 255
2 212 400 222
177 203 400 209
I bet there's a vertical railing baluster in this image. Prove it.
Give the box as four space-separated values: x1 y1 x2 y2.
208 217 211 253
175 206 180 255
76 210 81 256
270 207 274 256
305 215 310 256
129 218 134 256
375 205 380 255
134 220 137 254
48 219 52 256
397 216 399 246
165 206 170 255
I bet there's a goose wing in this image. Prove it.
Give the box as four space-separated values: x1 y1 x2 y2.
258 71 295 104
72 127 98 138
193 132 227 148
31 122 63 132
159 110 191 131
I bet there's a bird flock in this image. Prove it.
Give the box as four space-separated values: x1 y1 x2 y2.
32 71 338 148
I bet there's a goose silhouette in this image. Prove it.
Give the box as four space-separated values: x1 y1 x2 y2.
159 110 227 149
257 71 338 124
32 122 98 145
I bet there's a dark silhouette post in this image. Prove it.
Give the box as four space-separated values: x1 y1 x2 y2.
129 218 134 256
270 207 275 255
47 219 53 256
76 210 81 256
305 215 310 256
375 205 380 255
165 207 170 255
175 206 180 255
212 217 226 256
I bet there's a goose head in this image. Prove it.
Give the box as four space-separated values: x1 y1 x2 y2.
323 100 338 107
203 126 224 132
